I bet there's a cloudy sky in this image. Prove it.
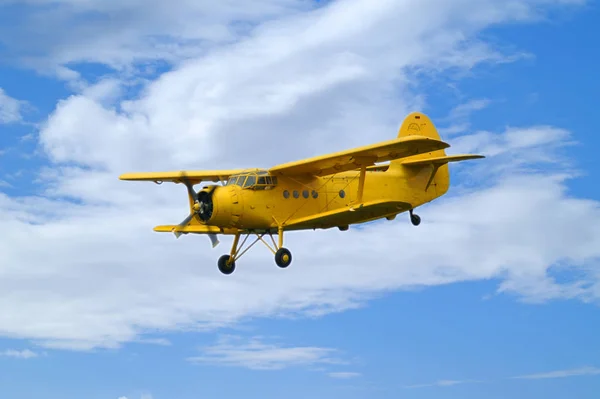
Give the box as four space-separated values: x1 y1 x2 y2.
1 0 599 398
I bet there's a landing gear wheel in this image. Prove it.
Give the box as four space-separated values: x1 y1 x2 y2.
275 248 292 268
409 209 421 226
218 255 236 275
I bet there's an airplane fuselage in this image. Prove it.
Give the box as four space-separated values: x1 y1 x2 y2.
201 162 449 232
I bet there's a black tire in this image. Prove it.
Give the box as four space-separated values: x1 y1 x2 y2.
410 214 421 226
218 254 235 275
275 248 292 268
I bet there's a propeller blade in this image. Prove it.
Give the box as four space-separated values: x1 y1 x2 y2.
209 233 220 248
177 213 194 228
172 212 194 239
179 172 199 202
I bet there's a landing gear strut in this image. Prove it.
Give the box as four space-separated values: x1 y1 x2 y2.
409 209 421 226
216 228 292 275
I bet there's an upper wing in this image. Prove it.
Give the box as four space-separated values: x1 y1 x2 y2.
268 135 449 177
119 169 245 185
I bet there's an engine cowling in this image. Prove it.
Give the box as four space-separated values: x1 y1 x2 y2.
198 185 243 228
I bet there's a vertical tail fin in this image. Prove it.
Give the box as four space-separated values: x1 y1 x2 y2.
395 112 447 159
391 112 450 196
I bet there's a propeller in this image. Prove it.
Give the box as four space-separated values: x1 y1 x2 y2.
173 173 220 247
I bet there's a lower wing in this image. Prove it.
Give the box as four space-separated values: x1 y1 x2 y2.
154 225 239 235
283 200 412 230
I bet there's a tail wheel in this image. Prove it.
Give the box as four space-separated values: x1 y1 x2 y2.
275 248 292 268
218 255 236 275
410 213 421 226
409 208 421 226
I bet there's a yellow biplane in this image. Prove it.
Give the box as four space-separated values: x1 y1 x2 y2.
120 112 484 275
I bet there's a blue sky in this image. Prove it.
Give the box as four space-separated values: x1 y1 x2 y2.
1 1 600 399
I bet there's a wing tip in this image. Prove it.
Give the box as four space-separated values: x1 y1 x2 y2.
154 225 176 232
454 154 486 160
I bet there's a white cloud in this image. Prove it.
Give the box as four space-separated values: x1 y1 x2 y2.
439 98 492 136
36 0 580 173
187 335 346 370
0 88 26 124
449 98 492 119
406 365 600 388
133 338 172 346
329 372 361 379
404 379 481 388
513 366 600 380
0 349 39 359
0 0 595 351
0 0 313 77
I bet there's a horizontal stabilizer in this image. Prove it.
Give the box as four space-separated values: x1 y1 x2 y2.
401 154 485 166
401 154 485 191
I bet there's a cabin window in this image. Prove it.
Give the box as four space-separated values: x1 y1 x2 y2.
302 190 309 199
293 190 299 198
312 190 318 198
283 190 290 198
339 190 345 198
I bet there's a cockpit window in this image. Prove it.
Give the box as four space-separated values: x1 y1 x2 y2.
228 171 277 190
244 175 256 188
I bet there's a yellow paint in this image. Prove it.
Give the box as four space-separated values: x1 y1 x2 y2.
120 112 485 273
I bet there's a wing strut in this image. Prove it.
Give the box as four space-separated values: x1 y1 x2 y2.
356 166 367 203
